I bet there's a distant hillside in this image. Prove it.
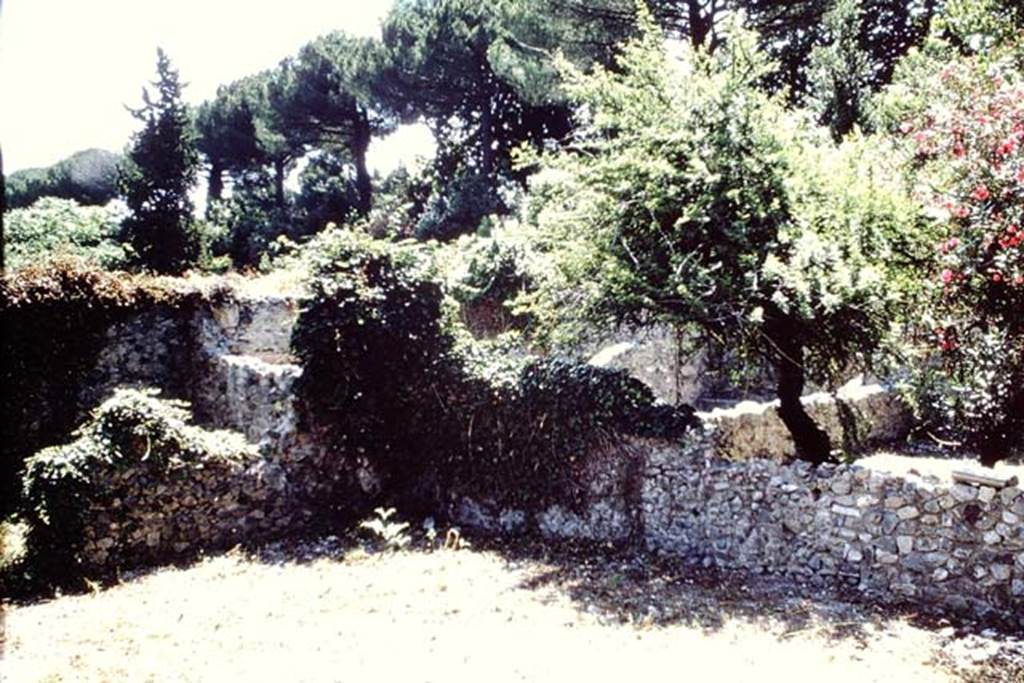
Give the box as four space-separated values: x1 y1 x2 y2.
5 148 121 209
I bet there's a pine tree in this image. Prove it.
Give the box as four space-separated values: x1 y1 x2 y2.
119 49 200 274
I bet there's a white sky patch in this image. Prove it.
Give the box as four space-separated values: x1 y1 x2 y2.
369 122 435 176
0 0 432 175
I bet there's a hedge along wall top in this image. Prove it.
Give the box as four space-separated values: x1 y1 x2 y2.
0 259 221 517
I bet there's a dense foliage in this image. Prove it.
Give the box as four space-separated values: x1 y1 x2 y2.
291 228 696 513
173 0 961 267
118 50 202 275
521 19 920 462
5 199 132 271
21 389 247 578
5 0 1022 516
893 44 1024 461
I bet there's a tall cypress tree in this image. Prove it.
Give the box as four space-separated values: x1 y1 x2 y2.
119 49 200 274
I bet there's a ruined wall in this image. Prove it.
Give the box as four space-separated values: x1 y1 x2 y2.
642 443 1023 627
77 425 307 570
38 288 1021 627
453 416 1024 627
52 290 364 572
698 378 913 461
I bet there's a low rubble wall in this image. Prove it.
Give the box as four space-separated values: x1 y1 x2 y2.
453 393 1022 628
29 288 1021 627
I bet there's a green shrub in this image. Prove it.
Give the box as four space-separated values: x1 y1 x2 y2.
21 389 247 577
455 357 696 506
291 228 465 509
444 226 535 337
5 198 133 272
887 44 1024 462
292 228 696 513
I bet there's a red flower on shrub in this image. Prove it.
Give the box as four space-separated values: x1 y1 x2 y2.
971 185 990 201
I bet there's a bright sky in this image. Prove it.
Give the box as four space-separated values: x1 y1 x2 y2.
0 0 434 175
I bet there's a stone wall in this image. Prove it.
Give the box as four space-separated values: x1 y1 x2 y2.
36 286 1020 627
58 290 367 570
453 422 1024 628
77 420 306 570
698 378 913 461
642 443 1023 626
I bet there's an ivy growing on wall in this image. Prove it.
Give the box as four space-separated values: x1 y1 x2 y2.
291 228 697 514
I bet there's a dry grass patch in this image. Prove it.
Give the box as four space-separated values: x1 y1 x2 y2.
3 537 1015 683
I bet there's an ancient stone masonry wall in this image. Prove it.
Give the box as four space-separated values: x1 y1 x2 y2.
63 292 365 570
452 392 1022 628
46 287 1021 626
698 379 913 461
79 309 197 413
642 444 1024 627
78 427 307 570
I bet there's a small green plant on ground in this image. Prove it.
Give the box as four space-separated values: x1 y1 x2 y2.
358 507 411 550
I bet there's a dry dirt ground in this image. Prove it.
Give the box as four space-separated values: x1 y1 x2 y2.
2 534 1022 683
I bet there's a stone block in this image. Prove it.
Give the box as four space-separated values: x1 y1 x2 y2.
897 505 920 520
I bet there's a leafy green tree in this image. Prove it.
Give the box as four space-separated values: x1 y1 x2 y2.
195 83 262 204
294 147 362 235
807 0 875 140
207 167 292 268
937 0 1024 55
118 49 201 274
371 0 575 239
247 68 307 211
523 1 938 135
523 19 918 462
365 165 433 238
5 149 122 209
269 33 395 216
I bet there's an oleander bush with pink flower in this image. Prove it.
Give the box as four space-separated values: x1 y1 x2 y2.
894 44 1024 462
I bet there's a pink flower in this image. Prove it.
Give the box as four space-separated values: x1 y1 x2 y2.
941 269 955 284
971 185 990 201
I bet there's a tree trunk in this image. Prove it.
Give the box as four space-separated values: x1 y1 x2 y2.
207 161 224 204
273 159 286 210
687 0 711 49
765 316 835 464
352 111 373 217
